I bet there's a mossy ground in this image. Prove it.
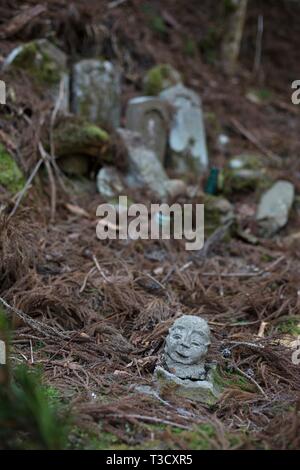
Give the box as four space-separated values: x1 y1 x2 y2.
0 144 24 193
68 421 247 450
203 194 234 236
212 366 256 393
277 318 300 336
0 364 69 450
221 154 271 196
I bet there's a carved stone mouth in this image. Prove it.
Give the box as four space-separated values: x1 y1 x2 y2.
175 351 189 358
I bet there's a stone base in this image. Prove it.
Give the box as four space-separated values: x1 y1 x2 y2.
154 366 220 405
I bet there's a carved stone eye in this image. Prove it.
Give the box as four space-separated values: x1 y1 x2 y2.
173 334 182 340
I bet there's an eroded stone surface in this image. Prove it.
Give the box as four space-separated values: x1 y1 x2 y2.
155 366 220 405
154 315 220 404
117 128 169 199
160 84 208 173
125 96 169 163
72 59 121 129
97 166 125 199
164 315 211 379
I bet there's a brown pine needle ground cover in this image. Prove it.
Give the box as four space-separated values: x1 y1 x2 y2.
0 0 300 450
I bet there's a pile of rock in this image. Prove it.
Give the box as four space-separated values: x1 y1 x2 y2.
3 39 295 238
2 40 209 201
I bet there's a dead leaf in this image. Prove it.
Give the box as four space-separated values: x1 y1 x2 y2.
65 203 90 218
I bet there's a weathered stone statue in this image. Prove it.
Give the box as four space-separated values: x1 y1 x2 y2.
155 315 220 403
164 315 210 379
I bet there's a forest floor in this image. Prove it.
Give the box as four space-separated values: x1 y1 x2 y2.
0 0 300 449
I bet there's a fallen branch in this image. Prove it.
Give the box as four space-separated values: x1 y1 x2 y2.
231 118 281 164
9 158 43 219
0 296 69 340
232 364 268 399
38 141 57 222
0 5 46 39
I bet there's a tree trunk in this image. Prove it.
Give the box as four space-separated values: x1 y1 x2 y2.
222 0 248 75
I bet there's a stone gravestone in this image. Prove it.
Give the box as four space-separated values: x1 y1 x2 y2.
117 128 169 200
155 315 220 404
160 84 209 174
3 39 69 112
72 59 121 129
125 97 169 164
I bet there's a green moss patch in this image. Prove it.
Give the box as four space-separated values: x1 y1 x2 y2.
203 194 234 235
212 367 255 393
278 318 300 336
221 153 271 196
52 118 111 161
11 41 63 86
0 144 25 193
143 64 182 96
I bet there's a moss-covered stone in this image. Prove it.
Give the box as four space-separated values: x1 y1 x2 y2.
222 153 271 195
143 64 182 96
203 194 234 235
51 118 112 177
4 39 69 111
6 40 67 85
53 117 110 160
0 144 25 193
72 59 121 129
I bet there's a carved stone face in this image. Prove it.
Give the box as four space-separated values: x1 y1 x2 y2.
165 316 210 366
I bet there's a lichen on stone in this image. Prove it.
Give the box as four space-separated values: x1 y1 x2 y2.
0 144 25 193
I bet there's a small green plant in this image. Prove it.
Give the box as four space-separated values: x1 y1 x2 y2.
278 318 300 337
0 144 25 193
0 364 69 449
0 311 69 450
150 16 167 35
183 37 198 57
142 3 167 36
200 27 220 64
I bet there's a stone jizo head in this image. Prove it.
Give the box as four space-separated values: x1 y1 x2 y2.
165 315 210 366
